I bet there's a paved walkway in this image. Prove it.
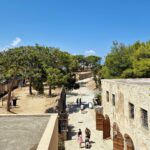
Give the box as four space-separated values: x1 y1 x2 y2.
65 78 113 150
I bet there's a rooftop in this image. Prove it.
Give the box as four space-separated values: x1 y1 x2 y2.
102 78 150 86
0 114 50 150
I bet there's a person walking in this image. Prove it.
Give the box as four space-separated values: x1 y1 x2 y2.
77 129 83 148
76 98 79 106
85 128 91 140
79 98 82 105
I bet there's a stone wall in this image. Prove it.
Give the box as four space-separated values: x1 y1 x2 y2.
76 72 93 80
101 79 150 150
37 114 58 150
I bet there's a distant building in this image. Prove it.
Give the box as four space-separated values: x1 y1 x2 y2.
0 114 58 150
99 79 150 150
76 71 92 80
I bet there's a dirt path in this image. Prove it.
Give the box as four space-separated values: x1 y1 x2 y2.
65 78 112 150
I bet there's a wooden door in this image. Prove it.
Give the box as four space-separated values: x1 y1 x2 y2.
127 145 134 150
96 113 104 131
113 132 124 150
103 116 110 139
125 135 134 150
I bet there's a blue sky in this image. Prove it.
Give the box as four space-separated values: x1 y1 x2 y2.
1 0 150 59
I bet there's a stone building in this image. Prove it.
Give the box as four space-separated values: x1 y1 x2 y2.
99 79 150 150
76 71 93 80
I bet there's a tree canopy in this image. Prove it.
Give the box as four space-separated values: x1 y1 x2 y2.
0 45 102 110
102 41 150 79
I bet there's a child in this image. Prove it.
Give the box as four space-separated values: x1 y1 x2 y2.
77 129 83 148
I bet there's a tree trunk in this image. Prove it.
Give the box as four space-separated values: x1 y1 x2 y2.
38 82 44 95
29 78 32 95
7 79 15 111
49 85 52 96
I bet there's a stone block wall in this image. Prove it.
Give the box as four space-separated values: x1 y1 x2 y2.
101 79 150 150
76 72 93 80
37 114 58 150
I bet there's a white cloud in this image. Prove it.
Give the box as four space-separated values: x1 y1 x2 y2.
0 37 22 51
85 50 96 56
11 37 22 47
0 46 9 51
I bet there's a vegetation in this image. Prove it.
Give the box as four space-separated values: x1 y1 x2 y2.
0 45 101 111
72 55 102 87
2 40 149 111
101 41 150 79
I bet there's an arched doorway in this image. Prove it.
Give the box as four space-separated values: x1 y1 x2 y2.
124 134 134 150
113 123 124 150
103 115 111 139
96 113 104 131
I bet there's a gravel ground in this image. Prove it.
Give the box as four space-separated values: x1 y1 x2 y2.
65 78 113 150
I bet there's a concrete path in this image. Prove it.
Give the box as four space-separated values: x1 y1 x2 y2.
65 78 113 150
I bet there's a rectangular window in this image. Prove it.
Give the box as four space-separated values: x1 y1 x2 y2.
106 91 109 102
129 103 134 119
141 108 148 128
112 94 115 106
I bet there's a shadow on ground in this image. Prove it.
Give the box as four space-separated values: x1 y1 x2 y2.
79 83 87 88
66 92 89 98
67 125 76 140
27 93 58 98
78 81 88 85
45 107 58 113
67 103 80 114
66 92 79 96
67 102 90 114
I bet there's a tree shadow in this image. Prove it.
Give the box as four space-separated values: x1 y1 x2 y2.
66 92 79 96
81 103 89 108
67 125 77 140
78 81 88 88
80 93 89 96
46 93 58 98
79 84 86 87
27 93 59 98
67 102 91 114
78 81 87 85
45 107 58 113
67 93 89 99
67 103 80 114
